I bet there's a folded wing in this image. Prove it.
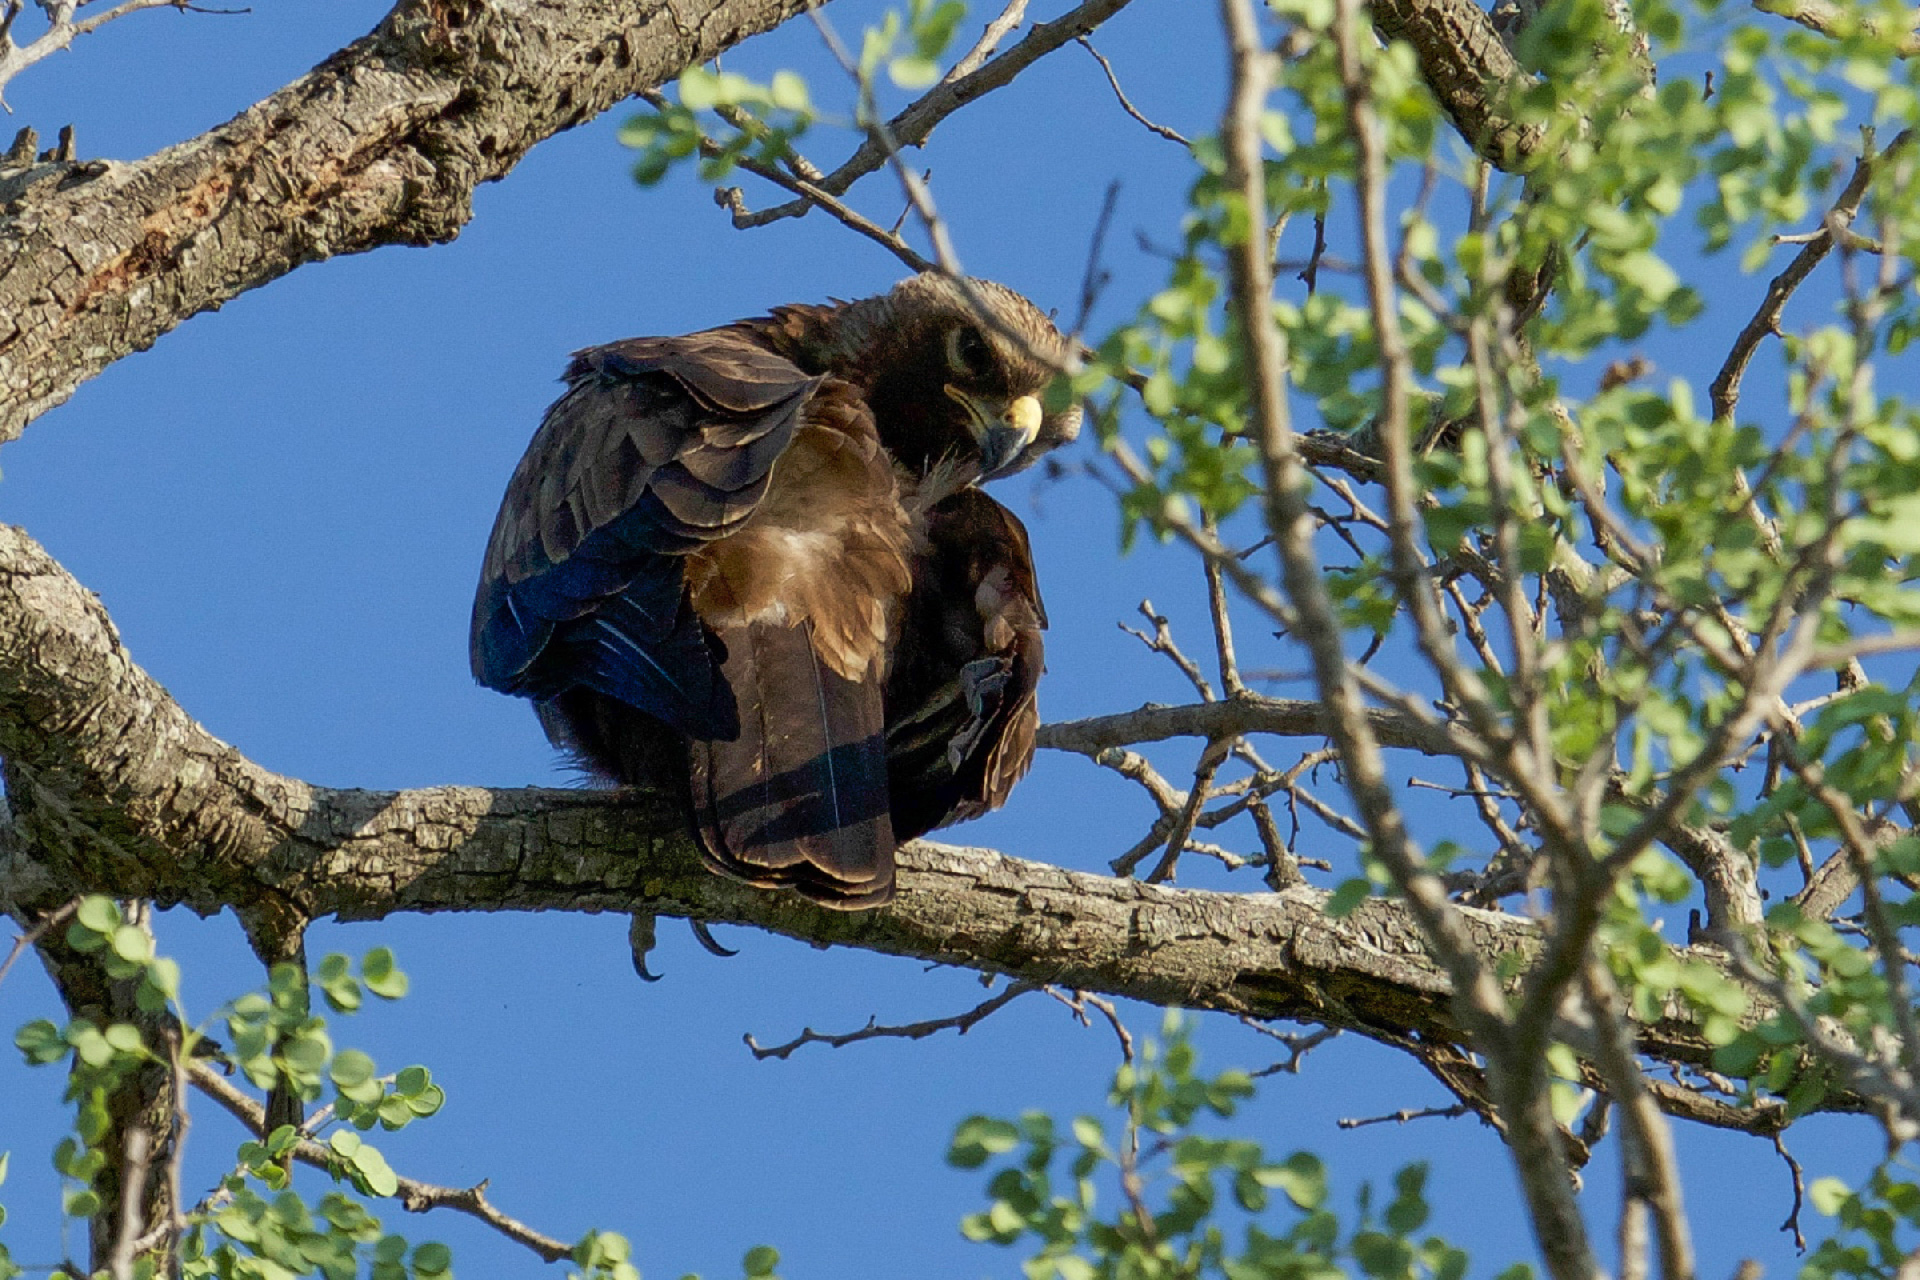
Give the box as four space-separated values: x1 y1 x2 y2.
470 329 913 907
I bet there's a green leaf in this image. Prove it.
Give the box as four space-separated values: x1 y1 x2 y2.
1810 1176 1853 1216
145 956 182 1000
1258 1152 1327 1210
363 947 410 1000
949 1116 1021 1168
412 1242 454 1277
888 56 941 90
75 896 121 935
103 1023 144 1055
768 71 811 113
330 1048 376 1090
283 1030 332 1074
15 1019 69 1065
1326 878 1372 917
743 1244 781 1277
352 1142 400 1198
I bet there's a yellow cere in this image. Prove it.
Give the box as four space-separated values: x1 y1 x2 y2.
1005 395 1042 441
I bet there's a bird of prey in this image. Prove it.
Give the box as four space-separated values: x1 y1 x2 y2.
471 274 1079 909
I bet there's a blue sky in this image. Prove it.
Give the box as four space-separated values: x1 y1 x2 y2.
0 1 1888 1276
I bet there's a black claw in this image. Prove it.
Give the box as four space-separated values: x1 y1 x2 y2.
690 919 739 957
629 913 664 982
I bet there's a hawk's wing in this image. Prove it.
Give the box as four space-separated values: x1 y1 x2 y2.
471 331 822 736
471 329 912 908
885 488 1046 841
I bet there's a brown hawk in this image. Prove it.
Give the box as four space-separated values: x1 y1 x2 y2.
471 275 1078 908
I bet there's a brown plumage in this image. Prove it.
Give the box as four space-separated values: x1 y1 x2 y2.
471 274 1078 908
885 486 1046 842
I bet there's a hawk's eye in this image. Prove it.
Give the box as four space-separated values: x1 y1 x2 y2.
946 326 991 378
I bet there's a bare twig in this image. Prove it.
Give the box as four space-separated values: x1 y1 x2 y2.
1772 1133 1807 1251
1073 179 1123 338
949 0 1030 79
1239 1019 1339 1075
0 0 232 108
1582 963 1696 1280
0 894 80 989
1711 130 1913 423
1145 737 1232 883
738 0 1139 229
743 980 1038 1059
1077 35 1190 144
1336 1103 1473 1129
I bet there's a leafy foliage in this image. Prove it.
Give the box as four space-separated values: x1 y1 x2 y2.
11 899 463 1279
947 1014 1499 1280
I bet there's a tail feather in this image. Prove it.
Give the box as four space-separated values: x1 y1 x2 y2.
689 620 895 907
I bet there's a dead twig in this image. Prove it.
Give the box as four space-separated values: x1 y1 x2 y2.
1077 35 1190 145
1336 1103 1473 1129
744 981 1039 1059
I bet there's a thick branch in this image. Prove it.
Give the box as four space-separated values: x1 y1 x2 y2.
1368 0 1544 167
0 0 816 441
0 521 1795 1115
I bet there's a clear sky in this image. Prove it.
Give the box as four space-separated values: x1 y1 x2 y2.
0 2 1885 1277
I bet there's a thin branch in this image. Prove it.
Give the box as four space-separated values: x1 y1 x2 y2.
1121 599 1215 700
1773 1132 1807 1251
948 0 1030 80
0 894 79 989
1239 1019 1339 1076
736 0 1140 229
1336 1103 1473 1129
186 1062 573 1264
1710 130 1913 423
743 980 1038 1059
1076 35 1190 144
1144 737 1232 883
0 0 208 108
1582 963 1696 1280
1747 0 1920 53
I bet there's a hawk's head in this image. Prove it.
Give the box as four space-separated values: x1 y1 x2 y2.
796 274 1083 482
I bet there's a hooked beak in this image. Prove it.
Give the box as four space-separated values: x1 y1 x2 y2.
946 386 1043 480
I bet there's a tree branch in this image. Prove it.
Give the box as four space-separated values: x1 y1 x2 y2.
0 0 819 443
0 519 1862 1135
186 1062 573 1264
730 0 1137 229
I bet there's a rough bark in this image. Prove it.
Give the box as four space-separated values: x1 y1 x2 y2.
0 521 1804 1126
0 0 815 443
1370 0 1544 166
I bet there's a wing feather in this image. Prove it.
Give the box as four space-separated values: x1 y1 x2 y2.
471 328 818 732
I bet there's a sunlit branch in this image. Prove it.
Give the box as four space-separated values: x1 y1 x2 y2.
1748 0 1920 53
1582 964 1696 1280
735 0 1140 229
